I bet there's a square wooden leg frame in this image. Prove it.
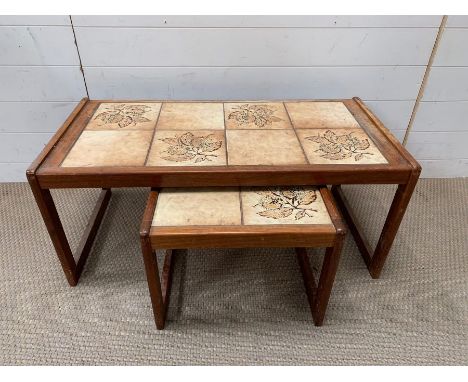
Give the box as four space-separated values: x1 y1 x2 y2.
331 170 419 278
27 173 111 286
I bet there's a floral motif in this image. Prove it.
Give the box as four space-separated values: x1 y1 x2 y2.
254 187 318 220
93 104 152 128
159 132 223 163
228 104 282 128
305 130 373 161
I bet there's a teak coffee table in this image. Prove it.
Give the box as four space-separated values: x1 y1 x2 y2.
27 98 421 287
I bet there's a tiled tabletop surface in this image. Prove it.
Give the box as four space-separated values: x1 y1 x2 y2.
152 187 333 227
61 101 388 168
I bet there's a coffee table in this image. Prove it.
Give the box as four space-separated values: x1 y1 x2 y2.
27 98 420 286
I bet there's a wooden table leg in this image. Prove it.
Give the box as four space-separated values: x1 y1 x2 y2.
331 170 420 279
27 174 111 286
296 237 344 326
140 241 175 330
161 249 175 313
296 247 318 321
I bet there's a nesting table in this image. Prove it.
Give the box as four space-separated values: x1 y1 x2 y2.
27 98 420 286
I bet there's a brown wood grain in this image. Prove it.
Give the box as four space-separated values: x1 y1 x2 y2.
353 97 422 174
150 225 336 249
331 184 373 267
36 165 410 189
74 188 112 279
26 98 89 177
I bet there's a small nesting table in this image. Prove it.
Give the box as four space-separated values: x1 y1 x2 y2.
27 98 420 286
140 186 346 328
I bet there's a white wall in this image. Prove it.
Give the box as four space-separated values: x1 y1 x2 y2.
0 15 466 181
407 16 468 177
0 16 86 180
73 15 438 145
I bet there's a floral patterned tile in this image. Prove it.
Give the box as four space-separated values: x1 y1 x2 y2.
85 103 161 130
152 188 241 227
156 103 225 130
224 102 292 129
296 128 388 164
241 186 333 225
285 101 360 129
61 130 153 167
226 130 307 166
146 130 226 166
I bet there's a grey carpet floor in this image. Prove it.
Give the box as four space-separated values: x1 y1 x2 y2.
0 179 467 365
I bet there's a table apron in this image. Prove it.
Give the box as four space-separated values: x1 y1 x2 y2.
36 170 411 189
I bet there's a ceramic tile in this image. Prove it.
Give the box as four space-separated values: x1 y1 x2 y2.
85 102 161 130
152 188 241 226
224 102 292 129
285 101 360 129
146 130 226 166
61 130 153 167
156 102 225 130
241 187 333 225
226 130 307 166
296 128 388 164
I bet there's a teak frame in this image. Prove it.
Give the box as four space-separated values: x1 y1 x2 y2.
27 97 421 286
140 186 346 328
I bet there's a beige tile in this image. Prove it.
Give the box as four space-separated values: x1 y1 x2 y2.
156 102 224 130
241 187 333 225
61 130 153 167
146 130 226 166
224 102 292 129
296 128 388 164
226 130 307 166
285 101 360 129
85 102 161 130
152 188 241 226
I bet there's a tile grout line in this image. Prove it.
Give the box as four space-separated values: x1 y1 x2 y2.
238 187 244 226
143 103 163 166
222 103 229 165
284 102 310 164
69 15 89 98
403 15 447 146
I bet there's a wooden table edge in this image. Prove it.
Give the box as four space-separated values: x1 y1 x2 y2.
35 164 413 189
352 97 422 174
26 98 89 179
32 97 419 186
141 187 340 249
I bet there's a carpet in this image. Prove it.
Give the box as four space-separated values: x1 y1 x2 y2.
0 179 466 365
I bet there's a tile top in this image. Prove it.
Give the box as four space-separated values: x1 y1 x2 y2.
157 102 225 130
61 101 389 168
152 187 332 227
224 102 292 129
226 130 307 165
296 129 388 164
61 130 153 167
285 101 360 129
152 188 242 226
86 103 161 130
146 130 226 167
241 187 333 225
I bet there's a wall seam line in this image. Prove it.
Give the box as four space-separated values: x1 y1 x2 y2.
69 15 89 98
403 15 447 146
